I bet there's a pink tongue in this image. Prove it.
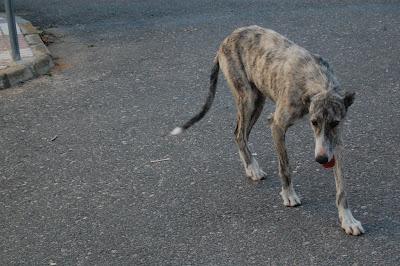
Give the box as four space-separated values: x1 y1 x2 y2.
322 156 335 168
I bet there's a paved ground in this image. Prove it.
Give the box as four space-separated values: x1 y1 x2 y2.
1 0 400 265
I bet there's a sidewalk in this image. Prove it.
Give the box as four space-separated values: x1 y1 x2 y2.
0 14 53 89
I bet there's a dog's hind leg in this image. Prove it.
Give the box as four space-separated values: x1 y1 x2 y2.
270 108 301 207
218 51 266 180
234 89 266 181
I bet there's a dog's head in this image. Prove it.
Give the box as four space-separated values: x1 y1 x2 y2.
308 90 355 166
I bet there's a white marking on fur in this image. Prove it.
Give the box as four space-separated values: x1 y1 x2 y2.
238 151 265 181
315 131 333 161
280 185 301 207
315 134 324 157
170 127 183 135
244 159 266 181
339 208 364 235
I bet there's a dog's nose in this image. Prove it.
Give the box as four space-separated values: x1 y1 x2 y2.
315 155 329 164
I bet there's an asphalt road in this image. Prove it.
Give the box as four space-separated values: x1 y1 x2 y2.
1 0 400 265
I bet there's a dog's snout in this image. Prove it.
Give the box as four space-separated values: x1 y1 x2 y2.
315 155 329 164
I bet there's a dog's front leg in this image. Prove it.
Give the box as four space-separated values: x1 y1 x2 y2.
271 123 301 207
334 144 364 235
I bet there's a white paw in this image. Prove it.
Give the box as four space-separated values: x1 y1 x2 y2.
280 187 301 207
245 160 266 181
339 209 365 236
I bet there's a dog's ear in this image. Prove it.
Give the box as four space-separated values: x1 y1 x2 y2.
343 91 355 110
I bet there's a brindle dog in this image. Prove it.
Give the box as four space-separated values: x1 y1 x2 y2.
171 25 364 235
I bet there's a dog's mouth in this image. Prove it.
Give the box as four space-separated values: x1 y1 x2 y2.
322 156 335 169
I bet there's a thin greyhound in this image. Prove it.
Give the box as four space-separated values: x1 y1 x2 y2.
171 26 364 235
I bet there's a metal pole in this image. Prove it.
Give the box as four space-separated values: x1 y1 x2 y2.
4 0 21 61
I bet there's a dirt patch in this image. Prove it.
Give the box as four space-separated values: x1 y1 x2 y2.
52 57 72 72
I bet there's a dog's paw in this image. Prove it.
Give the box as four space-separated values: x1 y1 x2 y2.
280 187 301 207
245 161 266 181
340 209 365 236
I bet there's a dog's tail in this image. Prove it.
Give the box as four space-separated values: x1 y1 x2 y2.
170 57 220 135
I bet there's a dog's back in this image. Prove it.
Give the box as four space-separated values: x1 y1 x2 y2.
218 25 336 104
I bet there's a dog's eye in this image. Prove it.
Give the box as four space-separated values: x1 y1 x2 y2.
311 120 318 127
330 121 339 128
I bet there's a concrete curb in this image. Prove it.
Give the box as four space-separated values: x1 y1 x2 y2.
0 16 53 89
